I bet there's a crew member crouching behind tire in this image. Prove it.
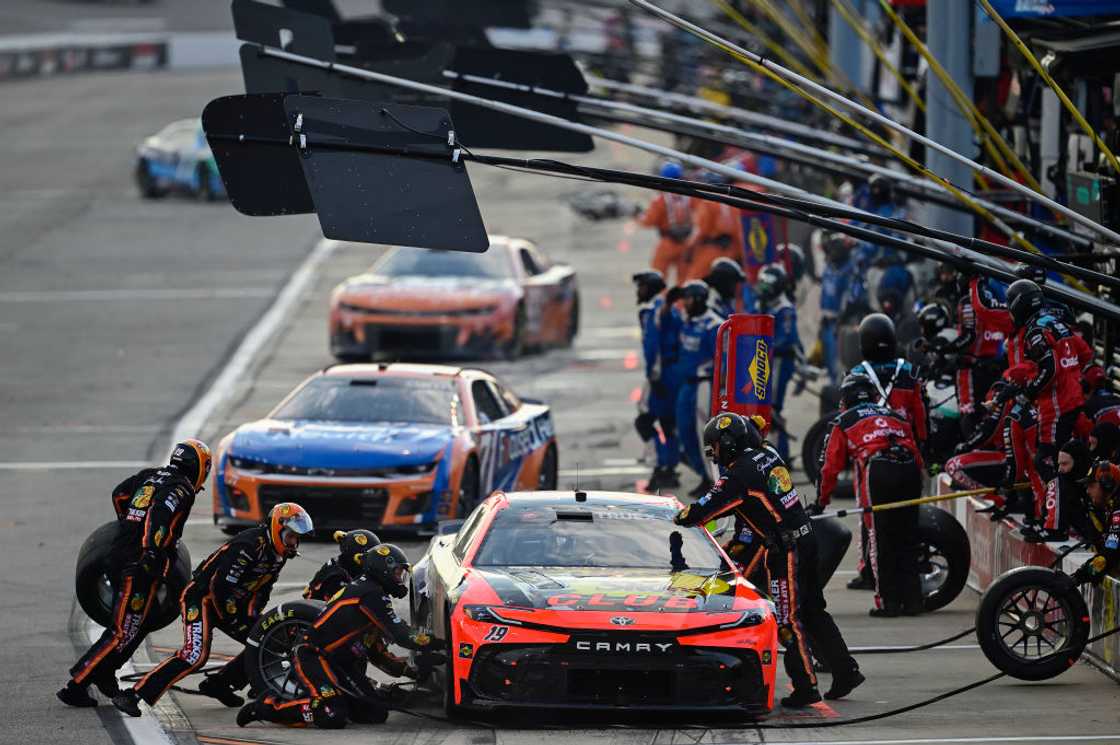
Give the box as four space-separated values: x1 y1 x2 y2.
675 413 863 707
818 375 924 617
238 544 445 729
113 502 313 717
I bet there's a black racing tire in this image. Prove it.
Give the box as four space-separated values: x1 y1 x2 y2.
801 410 838 485
819 384 841 417
917 505 971 612
813 517 852 589
975 567 1089 681
135 159 166 199
456 458 481 518
537 444 559 490
74 520 191 632
244 599 325 701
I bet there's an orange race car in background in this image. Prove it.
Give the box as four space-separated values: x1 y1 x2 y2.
212 364 558 535
329 236 579 361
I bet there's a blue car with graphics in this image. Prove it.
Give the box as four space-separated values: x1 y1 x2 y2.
135 118 225 201
211 363 559 535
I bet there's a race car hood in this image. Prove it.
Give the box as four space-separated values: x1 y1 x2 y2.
338 274 518 308
228 419 452 470
466 566 763 627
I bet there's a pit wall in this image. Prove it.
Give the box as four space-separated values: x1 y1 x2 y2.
938 474 1120 677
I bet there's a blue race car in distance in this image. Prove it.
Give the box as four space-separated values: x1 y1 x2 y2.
135 118 225 201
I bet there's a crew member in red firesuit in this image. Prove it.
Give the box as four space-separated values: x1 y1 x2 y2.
942 270 1011 426
1023 439 1094 543
113 503 313 717
1071 461 1120 585
304 529 381 602
845 313 927 448
817 375 924 617
1002 280 1093 525
59 440 211 707
675 413 863 707
237 544 445 729
944 381 1019 492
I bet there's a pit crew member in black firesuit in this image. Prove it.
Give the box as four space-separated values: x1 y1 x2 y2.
113 502 313 717
59 439 211 707
675 413 863 708
1071 461 1120 585
303 529 381 602
817 375 924 617
237 544 446 729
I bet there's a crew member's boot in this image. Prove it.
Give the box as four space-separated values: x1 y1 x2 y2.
56 681 98 708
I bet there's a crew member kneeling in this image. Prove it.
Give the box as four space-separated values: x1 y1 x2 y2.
818 375 924 617
238 544 444 729
675 413 862 707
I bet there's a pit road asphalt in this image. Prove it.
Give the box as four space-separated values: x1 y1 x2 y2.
3 67 1117 745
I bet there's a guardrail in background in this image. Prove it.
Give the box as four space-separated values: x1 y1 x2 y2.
940 475 1120 679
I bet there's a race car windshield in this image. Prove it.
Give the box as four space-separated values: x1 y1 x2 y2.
472 504 729 572
377 247 512 279
272 377 456 425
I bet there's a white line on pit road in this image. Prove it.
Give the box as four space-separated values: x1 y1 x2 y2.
0 460 147 470
165 238 339 457
0 287 276 303
85 619 175 745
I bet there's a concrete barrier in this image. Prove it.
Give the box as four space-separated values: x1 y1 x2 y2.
939 474 1120 679
0 32 169 81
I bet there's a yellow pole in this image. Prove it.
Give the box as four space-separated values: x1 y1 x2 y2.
821 482 1030 518
829 0 926 116
783 0 831 64
976 0 1120 178
710 0 819 81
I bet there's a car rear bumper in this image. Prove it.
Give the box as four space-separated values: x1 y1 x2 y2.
332 313 512 359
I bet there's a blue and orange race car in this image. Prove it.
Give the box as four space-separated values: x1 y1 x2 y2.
135 118 226 200
211 364 558 534
412 491 779 717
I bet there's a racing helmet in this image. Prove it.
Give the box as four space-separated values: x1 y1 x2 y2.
778 243 806 286
170 438 212 492
935 261 958 290
631 269 666 303
659 161 683 180
1088 460 1120 506
332 529 380 576
1014 264 1048 285
823 232 851 266
839 373 879 409
1005 279 1045 328
705 257 746 298
858 313 897 363
702 413 764 468
867 174 894 205
361 543 411 599
268 502 314 558
681 280 711 317
917 302 951 341
755 263 789 304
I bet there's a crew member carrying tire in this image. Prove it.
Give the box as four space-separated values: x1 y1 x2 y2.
675 413 863 708
817 375 924 617
633 270 680 491
114 503 313 717
59 439 211 708
237 544 445 729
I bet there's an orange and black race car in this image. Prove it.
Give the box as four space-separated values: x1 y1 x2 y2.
328 236 579 361
212 364 558 535
411 491 778 716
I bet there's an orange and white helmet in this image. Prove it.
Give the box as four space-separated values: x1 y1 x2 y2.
170 438 212 492
268 502 314 557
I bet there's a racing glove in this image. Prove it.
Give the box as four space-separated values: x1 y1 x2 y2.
673 506 690 525
138 548 164 578
806 502 825 517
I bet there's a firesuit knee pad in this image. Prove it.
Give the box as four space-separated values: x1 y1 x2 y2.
310 695 348 729
634 412 657 441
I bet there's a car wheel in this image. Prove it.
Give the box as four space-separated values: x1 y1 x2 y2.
975 567 1089 680
196 164 219 202
502 305 527 360
801 410 838 484
244 599 324 700
538 444 558 489
918 505 971 612
75 521 191 632
135 160 165 199
562 293 580 348
457 459 481 518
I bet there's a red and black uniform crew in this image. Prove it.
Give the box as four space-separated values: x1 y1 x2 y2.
303 530 381 602
1003 280 1093 488
238 544 445 729
675 414 863 708
944 271 1011 421
59 440 211 708
845 313 928 447
1083 364 1120 430
113 502 313 717
1023 439 1096 543
1072 461 1120 585
818 375 924 617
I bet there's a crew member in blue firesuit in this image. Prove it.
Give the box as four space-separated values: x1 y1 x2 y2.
756 262 802 461
818 232 862 384
851 177 913 309
705 256 755 318
661 280 723 496
633 270 680 490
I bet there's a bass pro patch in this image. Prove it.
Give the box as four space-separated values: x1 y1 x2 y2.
768 466 793 494
132 485 154 509
458 643 474 659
